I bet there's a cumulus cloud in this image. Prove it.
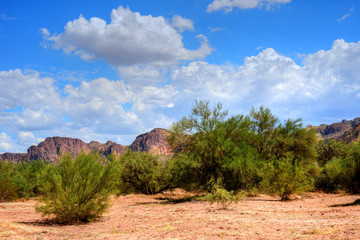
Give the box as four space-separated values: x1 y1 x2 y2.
171 15 194 33
2 39 360 152
0 69 61 111
43 7 212 66
117 65 168 86
0 68 180 151
0 132 15 153
172 39 360 122
172 48 308 104
207 0 291 12
17 131 41 147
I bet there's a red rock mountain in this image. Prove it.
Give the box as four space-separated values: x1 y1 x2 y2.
130 128 171 155
311 117 360 142
0 128 171 163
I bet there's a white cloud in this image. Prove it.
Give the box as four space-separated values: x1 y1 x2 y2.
62 77 178 134
172 39 360 122
0 69 179 151
171 15 194 33
0 132 15 153
0 69 61 111
207 0 291 12
117 65 168 86
17 131 40 147
337 8 354 22
209 27 224 32
2 39 360 152
43 7 212 66
172 48 308 103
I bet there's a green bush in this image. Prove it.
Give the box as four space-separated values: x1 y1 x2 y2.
261 157 314 201
316 142 360 193
36 153 119 223
12 160 48 199
0 161 18 202
0 160 47 201
118 151 174 194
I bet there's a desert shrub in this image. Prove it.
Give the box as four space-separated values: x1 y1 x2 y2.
118 151 174 194
11 160 48 199
0 160 46 201
0 161 18 202
316 157 347 192
36 152 119 223
261 157 314 201
202 185 243 209
316 142 360 193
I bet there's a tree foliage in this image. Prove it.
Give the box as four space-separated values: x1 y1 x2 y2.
168 100 256 191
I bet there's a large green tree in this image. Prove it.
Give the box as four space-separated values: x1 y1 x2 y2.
168 100 257 191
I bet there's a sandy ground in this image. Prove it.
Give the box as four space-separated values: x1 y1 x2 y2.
0 191 359 240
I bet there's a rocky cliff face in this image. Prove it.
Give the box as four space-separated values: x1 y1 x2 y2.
0 128 169 163
0 152 27 163
313 117 360 142
27 137 91 163
130 128 172 155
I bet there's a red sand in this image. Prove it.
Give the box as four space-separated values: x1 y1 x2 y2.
1 191 359 239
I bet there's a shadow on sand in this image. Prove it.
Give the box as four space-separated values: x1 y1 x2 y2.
331 198 360 207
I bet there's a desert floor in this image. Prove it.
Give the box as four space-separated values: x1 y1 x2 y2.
0 190 359 240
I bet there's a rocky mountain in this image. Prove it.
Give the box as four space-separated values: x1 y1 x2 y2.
130 128 171 155
0 152 27 163
0 128 171 163
27 137 92 163
310 117 360 142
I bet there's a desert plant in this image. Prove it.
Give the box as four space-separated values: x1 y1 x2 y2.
118 151 174 194
316 142 360 193
12 160 48 198
261 157 314 201
168 100 253 190
203 185 242 209
0 161 18 202
36 152 119 223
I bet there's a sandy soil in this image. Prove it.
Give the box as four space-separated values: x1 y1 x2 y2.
0 191 359 240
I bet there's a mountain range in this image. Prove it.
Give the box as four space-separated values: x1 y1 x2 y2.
1 117 360 163
0 128 171 163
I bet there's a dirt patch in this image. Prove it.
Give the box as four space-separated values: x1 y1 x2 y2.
0 191 359 239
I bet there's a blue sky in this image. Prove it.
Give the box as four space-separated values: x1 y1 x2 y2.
1 0 360 152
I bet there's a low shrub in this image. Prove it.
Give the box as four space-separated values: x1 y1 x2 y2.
118 151 174 194
36 152 119 223
261 157 314 201
203 185 242 209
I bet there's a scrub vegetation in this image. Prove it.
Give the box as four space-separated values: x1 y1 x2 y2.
1 100 360 223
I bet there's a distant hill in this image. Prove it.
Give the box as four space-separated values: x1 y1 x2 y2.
308 117 360 143
0 128 171 163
